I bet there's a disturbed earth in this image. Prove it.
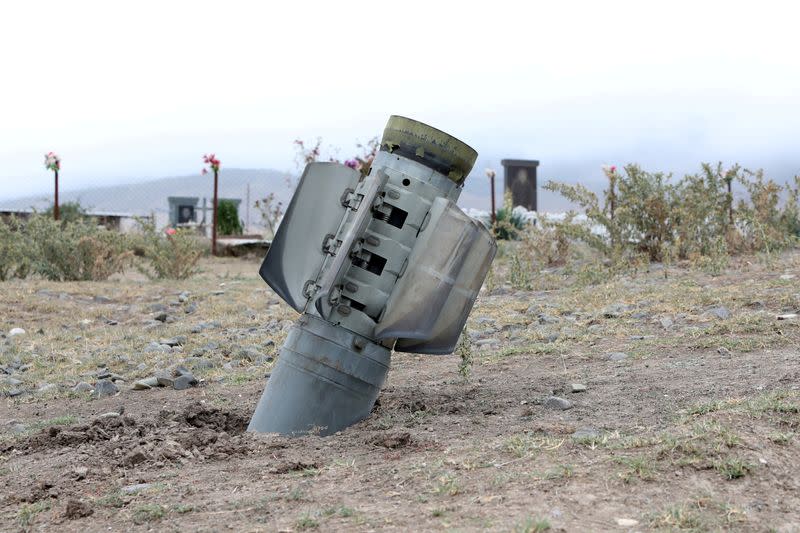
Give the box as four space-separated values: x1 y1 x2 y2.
1 254 799 532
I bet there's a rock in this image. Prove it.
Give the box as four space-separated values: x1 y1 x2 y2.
254 355 274 366
133 377 160 390
236 347 261 361
543 396 573 410
184 303 198 314
717 346 732 356
570 383 587 393
186 357 215 370
779 274 796 280
615 518 639 527
777 313 798 321
608 352 629 362
98 411 120 419
631 311 649 319
178 292 190 302
572 428 600 439
73 466 88 480
7 388 25 397
121 482 152 494
746 300 765 309
708 306 731 320
64 498 93 519
72 381 93 393
473 316 496 325
8 328 26 337
159 336 187 347
37 383 57 393
93 379 118 398
11 423 27 433
93 295 112 304
155 373 175 387
153 312 168 323
3 377 23 387
603 304 629 318
143 341 170 354
223 361 239 370
538 314 560 325
475 338 500 347
659 317 674 329
172 375 197 390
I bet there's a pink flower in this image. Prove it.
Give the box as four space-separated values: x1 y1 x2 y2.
344 159 358 169
165 228 177 236
201 168 208 175
610 165 617 173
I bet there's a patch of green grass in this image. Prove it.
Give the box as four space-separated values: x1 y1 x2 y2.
714 458 752 480
17 501 51 528
768 432 794 445
27 414 79 432
131 503 165 524
433 474 461 496
173 503 194 514
515 516 551 532
296 514 319 530
615 455 656 483
96 491 125 508
544 464 574 480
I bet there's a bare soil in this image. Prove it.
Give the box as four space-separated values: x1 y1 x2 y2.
1 254 799 532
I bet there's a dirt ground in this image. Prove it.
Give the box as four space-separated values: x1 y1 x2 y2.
1 253 799 532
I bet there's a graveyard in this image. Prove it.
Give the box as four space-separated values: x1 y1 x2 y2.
1 244 798 530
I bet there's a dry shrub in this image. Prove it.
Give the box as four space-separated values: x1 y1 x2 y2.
0 217 30 281
135 221 205 280
23 215 132 281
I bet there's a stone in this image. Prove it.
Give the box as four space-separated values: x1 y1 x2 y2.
73 466 89 480
255 355 274 366
186 357 215 370
144 341 170 354
538 314 560 325
159 336 187 347
93 379 119 398
572 428 599 439
475 338 500 347
659 317 674 329
570 383 587 393
153 312 168 323
72 381 93 393
93 295 112 304
779 274 796 280
11 423 27 433
155 374 175 387
603 304 629 318
172 375 196 390
223 361 239 370
64 498 94 519
543 396 573 410
133 377 160 390
37 383 57 393
608 352 629 362
178 292 190 302
184 303 198 314
97 411 120 419
777 313 798 321
236 347 261 361
121 483 152 494
615 518 639 527
717 346 732 356
8 328 26 337
3 377 23 387
708 306 731 320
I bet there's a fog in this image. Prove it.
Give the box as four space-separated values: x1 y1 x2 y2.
2 0 799 211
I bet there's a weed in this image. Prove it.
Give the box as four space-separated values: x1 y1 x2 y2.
714 458 752 480
433 474 461 496
768 432 794 445
17 501 51 528
131 504 165 524
456 327 473 380
615 455 655 483
515 517 551 532
296 514 320 530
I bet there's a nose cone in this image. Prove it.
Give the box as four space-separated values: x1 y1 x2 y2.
381 115 478 185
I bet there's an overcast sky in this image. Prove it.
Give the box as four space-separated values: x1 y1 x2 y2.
2 0 799 204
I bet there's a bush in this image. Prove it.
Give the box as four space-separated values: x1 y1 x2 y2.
494 192 527 240
43 201 87 224
136 221 204 280
217 200 242 236
22 215 133 281
544 163 799 267
0 217 30 281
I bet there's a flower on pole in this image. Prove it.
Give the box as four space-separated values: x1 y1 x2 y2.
202 154 221 174
44 152 61 172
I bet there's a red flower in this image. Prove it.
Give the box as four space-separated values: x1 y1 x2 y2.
165 228 177 236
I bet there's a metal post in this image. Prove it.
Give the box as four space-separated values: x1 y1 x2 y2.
54 169 60 221
490 173 496 224
212 170 219 256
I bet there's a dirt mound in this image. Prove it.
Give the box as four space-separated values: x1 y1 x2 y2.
4 403 252 472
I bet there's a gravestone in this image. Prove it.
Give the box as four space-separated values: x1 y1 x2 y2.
168 197 199 226
501 159 540 211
